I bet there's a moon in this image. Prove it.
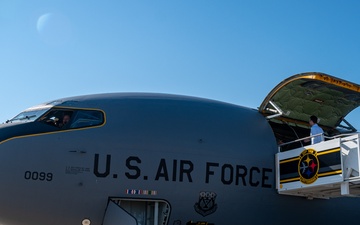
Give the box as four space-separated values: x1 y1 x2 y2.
36 13 53 34
36 13 72 46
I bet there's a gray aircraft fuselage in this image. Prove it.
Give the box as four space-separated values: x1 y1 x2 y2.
0 93 359 225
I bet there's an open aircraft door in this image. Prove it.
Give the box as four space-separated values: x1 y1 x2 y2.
259 72 360 199
102 198 170 225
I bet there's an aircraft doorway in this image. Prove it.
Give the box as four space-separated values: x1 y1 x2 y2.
103 198 170 225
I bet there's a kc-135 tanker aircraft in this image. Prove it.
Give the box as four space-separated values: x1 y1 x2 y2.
1 72 360 225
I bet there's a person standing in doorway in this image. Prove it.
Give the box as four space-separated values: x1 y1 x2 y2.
309 115 324 144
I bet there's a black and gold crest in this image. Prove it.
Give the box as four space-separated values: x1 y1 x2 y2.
298 149 319 184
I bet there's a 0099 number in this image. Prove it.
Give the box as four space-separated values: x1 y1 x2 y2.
24 171 53 181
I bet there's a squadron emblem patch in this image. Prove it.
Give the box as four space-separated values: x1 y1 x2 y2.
194 191 217 217
298 149 319 184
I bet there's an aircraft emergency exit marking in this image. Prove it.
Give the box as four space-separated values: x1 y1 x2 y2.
93 154 272 188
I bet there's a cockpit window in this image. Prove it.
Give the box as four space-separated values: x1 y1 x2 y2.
38 108 104 129
0 107 105 143
70 110 104 128
7 108 50 123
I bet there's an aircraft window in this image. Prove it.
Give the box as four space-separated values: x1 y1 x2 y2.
7 108 50 123
38 108 104 129
38 109 74 128
70 110 104 129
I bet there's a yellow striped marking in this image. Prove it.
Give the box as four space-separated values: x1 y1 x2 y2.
317 148 340 155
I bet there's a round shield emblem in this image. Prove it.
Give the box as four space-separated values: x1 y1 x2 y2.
194 191 217 217
298 149 319 184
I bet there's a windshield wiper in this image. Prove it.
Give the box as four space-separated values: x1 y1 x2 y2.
20 115 36 120
7 115 36 123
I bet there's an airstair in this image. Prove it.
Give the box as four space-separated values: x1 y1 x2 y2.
276 133 360 199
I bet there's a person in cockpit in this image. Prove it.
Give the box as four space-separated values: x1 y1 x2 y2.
58 114 71 128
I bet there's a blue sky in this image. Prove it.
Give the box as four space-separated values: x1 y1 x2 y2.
1 1 360 129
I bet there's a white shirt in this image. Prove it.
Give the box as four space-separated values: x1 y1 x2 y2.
311 123 324 145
